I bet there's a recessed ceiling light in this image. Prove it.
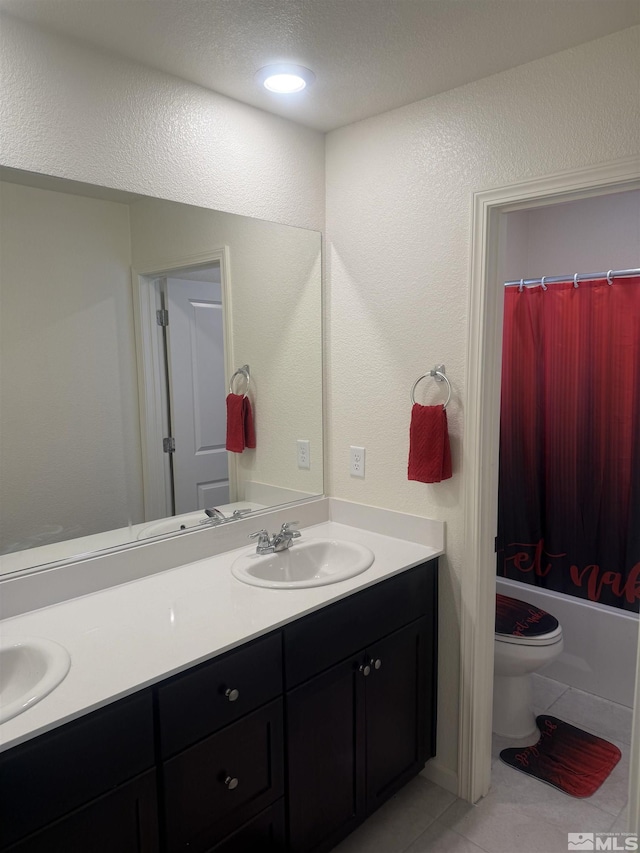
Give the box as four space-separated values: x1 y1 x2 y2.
255 64 315 94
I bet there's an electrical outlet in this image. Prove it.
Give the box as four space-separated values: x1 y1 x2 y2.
297 439 310 470
350 446 365 478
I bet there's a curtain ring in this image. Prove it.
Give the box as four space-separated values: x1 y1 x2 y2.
573 273 579 289
518 278 524 293
540 276 548 291
606 270 614 286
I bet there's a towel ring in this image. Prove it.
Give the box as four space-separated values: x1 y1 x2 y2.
411 365 452 409
229 365 250 396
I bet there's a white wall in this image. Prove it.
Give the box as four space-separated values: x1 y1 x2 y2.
0 181 142 551
504 189 640 280
325 26 640 788
0 13 325 232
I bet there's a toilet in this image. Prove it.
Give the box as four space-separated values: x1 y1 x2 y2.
493 593 564 739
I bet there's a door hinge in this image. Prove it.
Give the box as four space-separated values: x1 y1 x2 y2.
156 309 169 327
494 537 498 553
163 436 175 453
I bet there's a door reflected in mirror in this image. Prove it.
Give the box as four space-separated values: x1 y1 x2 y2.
0 168 323 577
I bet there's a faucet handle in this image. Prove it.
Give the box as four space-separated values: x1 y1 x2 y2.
281 521 301 537
249 529 271 546
249 529 274 553
232 508 252 519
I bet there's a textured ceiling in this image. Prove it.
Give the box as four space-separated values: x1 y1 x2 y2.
1 0 638 132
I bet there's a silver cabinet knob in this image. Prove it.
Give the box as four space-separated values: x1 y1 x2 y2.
224 776 239 790
371 658 382 670
359 663 371 677
225 687 240 702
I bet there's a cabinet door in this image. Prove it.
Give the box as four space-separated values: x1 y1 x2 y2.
286 656 366 853
0 690 154 849
3 771 159 853
365 618 431 813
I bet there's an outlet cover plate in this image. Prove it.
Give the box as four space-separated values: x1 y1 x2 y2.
297 439 310 470
350 446 365 478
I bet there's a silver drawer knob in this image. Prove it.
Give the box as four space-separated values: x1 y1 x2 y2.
371 658 382 670
224 776 239 790
359 663 371 677
225 688 240 702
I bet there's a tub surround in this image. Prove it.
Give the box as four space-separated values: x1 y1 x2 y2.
0 500 444 753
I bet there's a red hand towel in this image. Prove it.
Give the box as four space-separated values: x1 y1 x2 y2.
243 396 256 449
408 403 452 483
226 394 256 453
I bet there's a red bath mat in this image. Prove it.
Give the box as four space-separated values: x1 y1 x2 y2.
499 715 621 797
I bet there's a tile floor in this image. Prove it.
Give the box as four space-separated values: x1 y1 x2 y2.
334 675 633 853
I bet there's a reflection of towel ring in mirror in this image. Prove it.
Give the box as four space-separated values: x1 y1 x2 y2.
411 365 452 409
229 364 250 396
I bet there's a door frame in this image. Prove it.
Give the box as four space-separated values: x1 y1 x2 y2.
132 247 235 522
460 154 640 822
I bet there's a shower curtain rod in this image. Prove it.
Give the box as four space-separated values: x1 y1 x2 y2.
504 267 640 288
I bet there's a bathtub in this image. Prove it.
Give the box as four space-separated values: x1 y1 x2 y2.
496 577 638 708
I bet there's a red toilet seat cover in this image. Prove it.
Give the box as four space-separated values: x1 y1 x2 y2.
495 593 559 638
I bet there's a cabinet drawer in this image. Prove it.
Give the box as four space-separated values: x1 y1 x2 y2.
205 799 285 853
157 631 282 757
284 560 436 688
162 698 284 853
0 690 154 849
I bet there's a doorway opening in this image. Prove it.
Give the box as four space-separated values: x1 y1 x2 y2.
133 250 236 524
491 189 639 824
460 157 640 826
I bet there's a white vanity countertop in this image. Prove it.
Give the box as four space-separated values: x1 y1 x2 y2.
0 519 443 752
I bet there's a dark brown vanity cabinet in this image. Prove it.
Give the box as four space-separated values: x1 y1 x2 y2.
0 558 437 853
0 691 158 852
284 561 438 853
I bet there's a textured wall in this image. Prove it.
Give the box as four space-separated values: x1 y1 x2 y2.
325 26 640 785
0 181 142 551
0 14 325 231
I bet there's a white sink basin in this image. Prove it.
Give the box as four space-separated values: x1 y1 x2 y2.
0 637 71 723
231 539 375 589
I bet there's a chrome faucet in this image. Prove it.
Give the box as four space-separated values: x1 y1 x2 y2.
249 522 301 554
201 507 226 525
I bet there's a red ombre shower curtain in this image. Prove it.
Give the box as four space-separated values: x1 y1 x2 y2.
497 276 640 613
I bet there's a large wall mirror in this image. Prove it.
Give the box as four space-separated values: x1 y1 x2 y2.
0 168 323 577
